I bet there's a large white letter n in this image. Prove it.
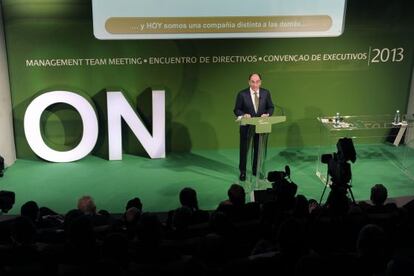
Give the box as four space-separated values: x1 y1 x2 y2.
107 91 165 160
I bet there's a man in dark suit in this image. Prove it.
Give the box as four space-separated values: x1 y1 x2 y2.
233 73 274 181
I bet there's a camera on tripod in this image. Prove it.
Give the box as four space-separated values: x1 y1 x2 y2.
267 165 291 184
320 138 357 203
0 155 4 177
0 191 15 214
254 165 297 204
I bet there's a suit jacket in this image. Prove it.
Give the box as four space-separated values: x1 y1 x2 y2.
233 88 274 118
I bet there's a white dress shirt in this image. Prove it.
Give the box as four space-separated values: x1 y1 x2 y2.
235 88 261 121
250 88 260 113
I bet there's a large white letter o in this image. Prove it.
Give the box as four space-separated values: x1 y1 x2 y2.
24 91 99 162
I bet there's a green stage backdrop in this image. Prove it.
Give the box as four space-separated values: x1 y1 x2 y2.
3 0 414 160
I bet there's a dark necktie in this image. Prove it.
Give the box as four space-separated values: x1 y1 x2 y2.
254 91 259 112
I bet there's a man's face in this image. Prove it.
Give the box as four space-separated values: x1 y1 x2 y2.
249 74 261 91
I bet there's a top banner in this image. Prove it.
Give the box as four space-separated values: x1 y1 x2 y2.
92 0 347 40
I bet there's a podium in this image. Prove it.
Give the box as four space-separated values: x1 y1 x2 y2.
239 116 286 200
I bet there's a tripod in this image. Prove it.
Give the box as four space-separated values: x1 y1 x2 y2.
319 169 356 204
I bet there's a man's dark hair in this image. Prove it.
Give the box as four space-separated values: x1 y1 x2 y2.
126 197 143 211
370 184 388 206
21 201 39 222
228 184 245 206
179 187 198 210
248 73 262 80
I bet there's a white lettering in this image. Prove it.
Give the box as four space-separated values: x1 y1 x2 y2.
24 91 99 162
107 91 165 160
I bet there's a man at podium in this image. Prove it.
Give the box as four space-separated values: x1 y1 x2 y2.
234 73 275 181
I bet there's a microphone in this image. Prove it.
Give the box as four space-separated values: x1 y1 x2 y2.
275 105 284 116
285 165 291 177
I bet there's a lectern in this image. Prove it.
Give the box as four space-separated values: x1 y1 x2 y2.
239 116 286 196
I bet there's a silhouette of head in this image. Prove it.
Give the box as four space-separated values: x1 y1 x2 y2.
21 201 39 222
77 195 96 215
370 184 388 206
179 187 198 210
125 197 143 211
227 184 245 206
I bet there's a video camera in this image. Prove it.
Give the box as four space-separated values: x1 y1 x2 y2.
254 165 297 204
321 138 356 188
0 191 15 213
267 165 291 184
0 155 4 177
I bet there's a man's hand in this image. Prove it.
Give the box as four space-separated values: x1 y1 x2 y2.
261 113 270 117
309 201 319 214
243 114 251 118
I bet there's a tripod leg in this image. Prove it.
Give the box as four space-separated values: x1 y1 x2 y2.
319 170 330 204
348 187 356 204
319 184 328 204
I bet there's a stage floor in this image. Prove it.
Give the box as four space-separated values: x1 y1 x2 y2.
1 144 413 215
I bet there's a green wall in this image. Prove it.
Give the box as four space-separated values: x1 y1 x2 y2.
3 0 414 160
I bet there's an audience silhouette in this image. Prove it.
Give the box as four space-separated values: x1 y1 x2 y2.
0 182 413 275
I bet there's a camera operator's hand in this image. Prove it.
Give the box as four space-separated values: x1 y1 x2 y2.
309 201 319 214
